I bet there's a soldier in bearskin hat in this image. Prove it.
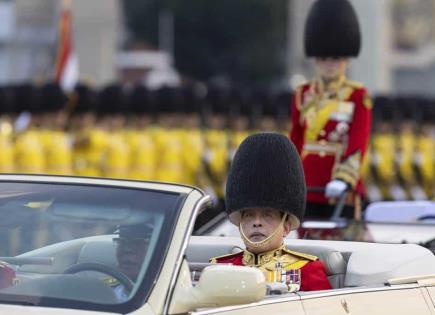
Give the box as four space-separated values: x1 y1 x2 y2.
124 84 157 181
290 0 372 219
36 82 72 175
210 133 331 291
97 84 131 179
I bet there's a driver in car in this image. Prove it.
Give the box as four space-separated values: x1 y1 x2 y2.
210 133 331 291
111 223 150 301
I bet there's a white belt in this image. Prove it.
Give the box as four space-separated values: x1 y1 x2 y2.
302 141 342 156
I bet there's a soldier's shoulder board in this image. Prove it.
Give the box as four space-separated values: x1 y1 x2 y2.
282 247 318 261
363 93 373 109
209 251 243 264
345 79 364 89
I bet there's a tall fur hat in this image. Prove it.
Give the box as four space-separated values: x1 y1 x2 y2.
304 0 361 57
225 133 306 228
39 82 68 112
73 83 97 114
98 83 128 115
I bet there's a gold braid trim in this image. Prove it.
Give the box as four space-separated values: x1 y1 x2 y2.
282 248 318 261
333 150 362 188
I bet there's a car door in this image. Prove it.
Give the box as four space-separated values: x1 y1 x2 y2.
301 285 433 315
425 285 435 311
192 295 305 315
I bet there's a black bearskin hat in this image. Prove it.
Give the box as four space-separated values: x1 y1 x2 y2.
225 133 306 228
73 83 97 114
97 83 128 115
128 84 156 114
304 0 361 57
39 82 68 112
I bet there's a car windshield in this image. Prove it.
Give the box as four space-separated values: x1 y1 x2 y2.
0 181 185 312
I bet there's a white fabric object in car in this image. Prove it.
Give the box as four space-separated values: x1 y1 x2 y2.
365 201 435 223
345 243 435 287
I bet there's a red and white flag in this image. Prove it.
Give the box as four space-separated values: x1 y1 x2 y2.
55 0 78 92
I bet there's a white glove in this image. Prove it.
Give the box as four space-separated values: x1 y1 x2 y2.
325 180 348 198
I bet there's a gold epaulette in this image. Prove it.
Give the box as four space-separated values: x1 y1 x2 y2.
282 247 318 262
345 79 364 89
209 251 243 264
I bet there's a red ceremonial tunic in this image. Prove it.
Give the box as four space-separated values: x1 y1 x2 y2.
210 247 332 291
290 78 372 204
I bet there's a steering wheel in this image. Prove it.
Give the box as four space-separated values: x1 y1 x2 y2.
64 262 134 292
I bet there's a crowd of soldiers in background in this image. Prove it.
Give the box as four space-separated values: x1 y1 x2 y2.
0 82 433 206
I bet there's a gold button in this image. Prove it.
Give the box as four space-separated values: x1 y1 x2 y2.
319 151 326 157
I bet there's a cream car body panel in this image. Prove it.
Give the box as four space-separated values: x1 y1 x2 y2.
301 285 433 315
427 286 435 307
193 299 306 315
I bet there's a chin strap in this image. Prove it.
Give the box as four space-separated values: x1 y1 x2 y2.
240 213 288 252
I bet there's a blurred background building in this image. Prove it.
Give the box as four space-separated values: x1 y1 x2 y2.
1 0 435 94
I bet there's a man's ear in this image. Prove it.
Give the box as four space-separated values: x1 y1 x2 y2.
283 218 292 237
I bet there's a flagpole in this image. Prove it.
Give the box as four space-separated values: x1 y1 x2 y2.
55 0 78 92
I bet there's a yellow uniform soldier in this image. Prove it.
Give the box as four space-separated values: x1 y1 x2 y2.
0 131 14 173
154 87 185 183
153 127 184 183
70 83 105 177
126 128 156 181
415 104 435 199
372 125 401 200
0 87 15 172
98 84 130 179
201 87 229 203
13 84 45 174
14 130 45 174
37 82 72 175
125 85 157 181
179 86 204 186
397 120 423 200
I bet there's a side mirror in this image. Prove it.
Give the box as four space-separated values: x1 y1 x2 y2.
196 264 266 304
170 261 266 314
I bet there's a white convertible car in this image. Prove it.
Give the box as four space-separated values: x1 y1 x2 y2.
0 174 434 314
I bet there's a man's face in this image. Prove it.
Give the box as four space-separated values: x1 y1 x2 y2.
240 208 291 253
115 238 148 281
315 57 349 80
